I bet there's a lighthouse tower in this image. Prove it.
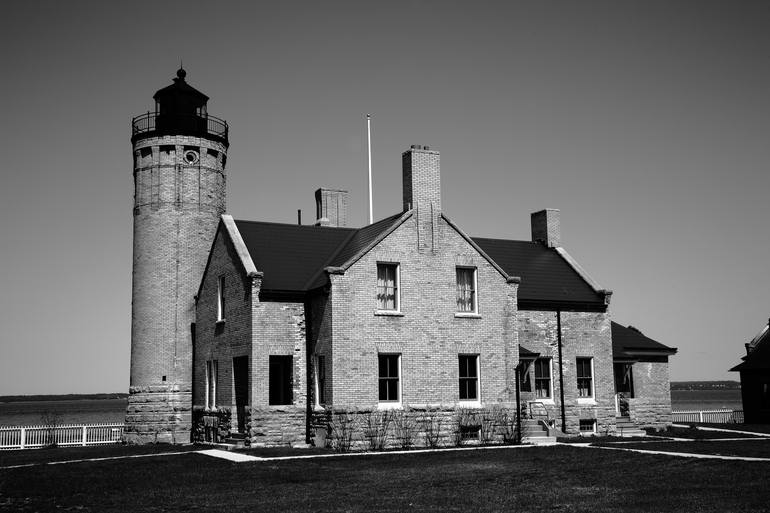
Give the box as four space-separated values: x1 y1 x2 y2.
125 69 228 443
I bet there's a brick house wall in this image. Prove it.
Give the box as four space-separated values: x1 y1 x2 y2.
626 359 673 427
518 310 616 434
323 214 519 410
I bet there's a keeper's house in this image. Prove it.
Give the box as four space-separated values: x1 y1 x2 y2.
732 318 770 424
193 145 677 446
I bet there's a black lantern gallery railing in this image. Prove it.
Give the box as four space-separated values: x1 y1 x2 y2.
131 112 229 146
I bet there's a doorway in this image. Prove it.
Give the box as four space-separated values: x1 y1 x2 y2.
233 356 249 433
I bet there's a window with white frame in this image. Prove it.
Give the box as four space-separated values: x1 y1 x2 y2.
579 419 597 434
217 275 226 322
376 263 399 311
456 267 477 313
205 360 218 409
459 354 479 401
576 358 594 398
534 358 552 399
378 354 400 403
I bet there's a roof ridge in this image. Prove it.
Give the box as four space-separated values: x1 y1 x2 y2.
234 218 357 231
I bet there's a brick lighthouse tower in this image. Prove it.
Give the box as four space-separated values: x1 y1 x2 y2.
125 68 229 443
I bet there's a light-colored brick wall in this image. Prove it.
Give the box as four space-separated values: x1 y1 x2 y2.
127 134 227 443
327 215 519 410
628 360 673 428
194 226 253 413
518 310 616 434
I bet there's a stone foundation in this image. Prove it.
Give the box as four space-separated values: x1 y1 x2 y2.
247 406 307 447
124 385 192 444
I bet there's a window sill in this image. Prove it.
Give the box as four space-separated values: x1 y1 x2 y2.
374 310 404 317
531 399 555 405
454 312 481 319
458 400 482 408
377 402 402 410
577 398 596 405
216 319 225 325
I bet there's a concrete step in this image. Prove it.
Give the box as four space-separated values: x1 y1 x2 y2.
521 436 557 446
615 417 646 437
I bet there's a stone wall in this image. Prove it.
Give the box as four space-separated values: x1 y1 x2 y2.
247 407 307 447
124 384 192 444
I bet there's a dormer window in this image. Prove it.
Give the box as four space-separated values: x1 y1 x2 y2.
376 263 399 311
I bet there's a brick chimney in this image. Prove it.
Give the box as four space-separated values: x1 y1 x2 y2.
403 145 441 252
315 188 349 227
531 209 561 247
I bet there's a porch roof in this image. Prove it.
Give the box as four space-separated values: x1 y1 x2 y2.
611 322 676 358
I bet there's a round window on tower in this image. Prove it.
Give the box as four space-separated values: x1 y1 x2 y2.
183 150 199 164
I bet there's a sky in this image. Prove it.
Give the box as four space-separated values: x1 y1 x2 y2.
1 0 768 394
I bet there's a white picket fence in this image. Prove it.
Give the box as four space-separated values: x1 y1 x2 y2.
672 409 744 424
0 423 124 450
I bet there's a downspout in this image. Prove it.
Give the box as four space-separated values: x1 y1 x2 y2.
557 310 566 433
515 363 522 443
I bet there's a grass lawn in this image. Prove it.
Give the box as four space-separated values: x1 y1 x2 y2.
2 444 770 512
595 439 770 459
645 426 764 439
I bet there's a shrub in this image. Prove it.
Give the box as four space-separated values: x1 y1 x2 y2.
328 409 357 453
40 410 62 448
192 406 231 443
392 408 416 449
362 410 392 451
422 408 444 448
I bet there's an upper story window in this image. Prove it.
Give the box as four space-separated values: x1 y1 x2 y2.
577 358 594 399
534 358 552 399
217 275 226 322
376 263 399 311
459 354 479 401
456 267 477 313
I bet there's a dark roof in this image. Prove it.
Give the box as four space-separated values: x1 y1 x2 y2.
234 220 355 293
519 346 541 358
611 322 676 358
473 238 606 310
154 68 209 106
231 213 607 311
234 213 404 294
731 323 770 372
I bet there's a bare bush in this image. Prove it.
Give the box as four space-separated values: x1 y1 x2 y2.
362 410 392 451
40 410 62 448
422 408 444 448
328 409 357 453
392 408 416 449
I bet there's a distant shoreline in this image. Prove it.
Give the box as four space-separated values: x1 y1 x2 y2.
0 381 741 402
0 393 128 403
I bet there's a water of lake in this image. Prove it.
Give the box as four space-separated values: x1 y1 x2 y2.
0 399 127 427
0 390 744 427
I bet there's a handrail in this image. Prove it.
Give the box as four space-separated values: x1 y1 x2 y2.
131 112 229 144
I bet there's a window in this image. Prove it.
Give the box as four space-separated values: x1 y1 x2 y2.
378 354 400 403
269 355 293 405
459 354 479 401
614 363 634 398
456 267 477 313
376 263 399 311
205 360 218 409
217 276 226 322
316 355 326 405
534 358 552 399
576 358 594 398
579 419 596 434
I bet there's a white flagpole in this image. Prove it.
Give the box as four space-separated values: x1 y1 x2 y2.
367 114 373 224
